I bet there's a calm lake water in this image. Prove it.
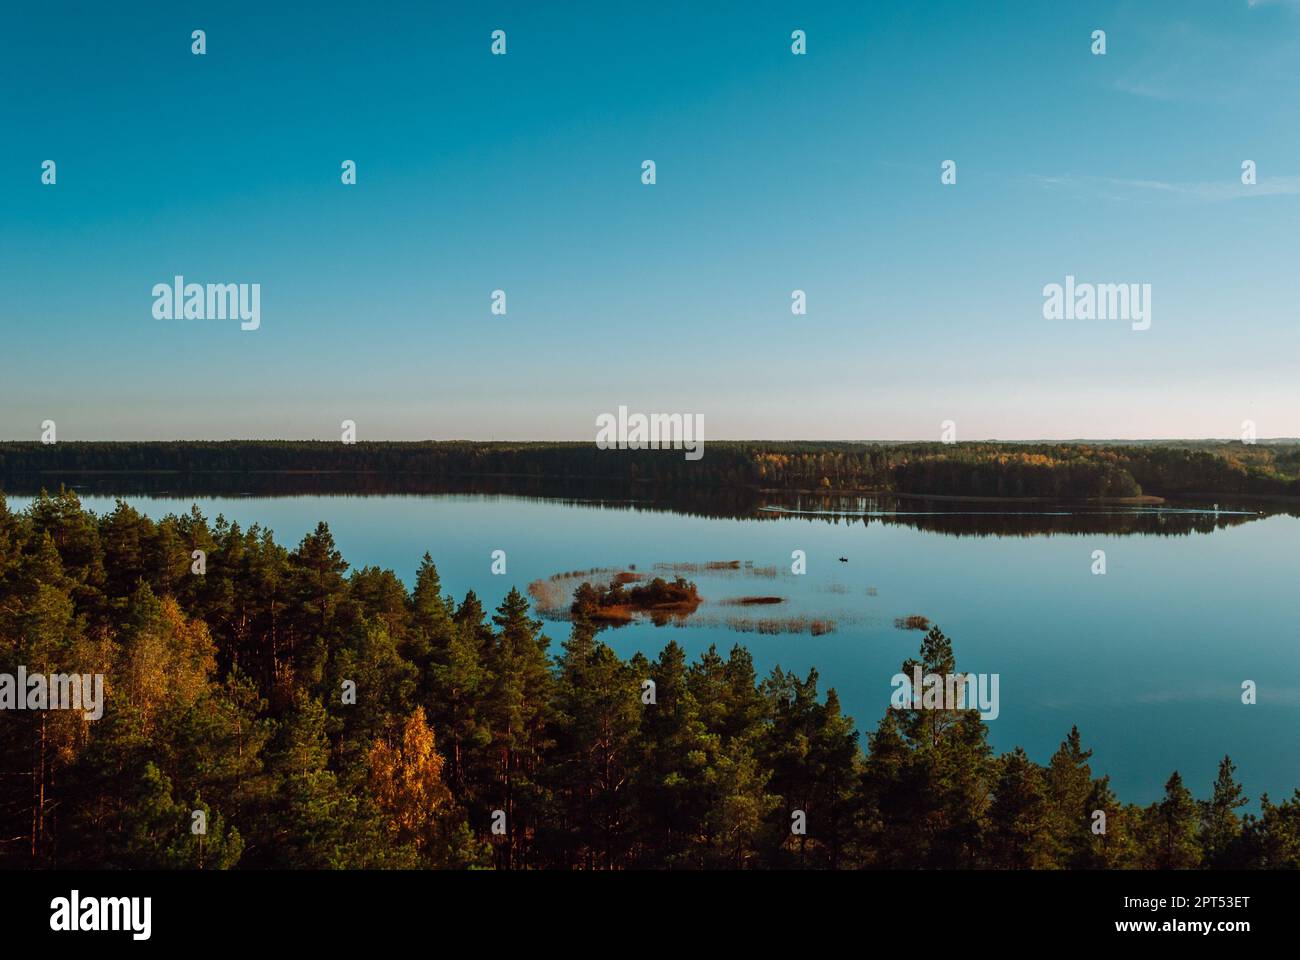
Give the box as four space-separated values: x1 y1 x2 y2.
10 487 1300 808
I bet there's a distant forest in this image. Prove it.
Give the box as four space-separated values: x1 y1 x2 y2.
3 439 1300 500
2 489 1297 870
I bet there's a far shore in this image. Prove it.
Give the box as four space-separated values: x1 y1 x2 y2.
20 472 1300 506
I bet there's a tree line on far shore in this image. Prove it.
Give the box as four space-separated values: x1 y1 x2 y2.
3 439 1300 500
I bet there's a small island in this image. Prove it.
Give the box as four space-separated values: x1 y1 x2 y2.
571 575 703 626
895 614 932 631
722 595 785 606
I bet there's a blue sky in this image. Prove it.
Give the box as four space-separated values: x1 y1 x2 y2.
3 0 1299 440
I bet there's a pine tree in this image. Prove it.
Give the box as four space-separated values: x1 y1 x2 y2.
1078 775 1135 868
481 588 553 867
987 748 1054 868
100 500 149 604
1143 771 1202 869
544 620 640 868
761 668 858 868
856 709 914 867
260 692 391 866
1200 755 1247 868
121 764 244 869
27 488 106 617
286 522 350 686
1045 726 1094 866
878 626 992 867
324 618 419 773
167 669 272 831
428 595 493 808
408 553 455 668
633 640 711 867
701 736 777 868
1241 790 1300 868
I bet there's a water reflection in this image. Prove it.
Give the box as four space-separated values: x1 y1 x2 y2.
5 472 1286 537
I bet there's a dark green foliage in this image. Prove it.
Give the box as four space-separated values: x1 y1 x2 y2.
1140 771 1203 869
0 490 1292 869
6 439 1300 500
1200 756 1248 868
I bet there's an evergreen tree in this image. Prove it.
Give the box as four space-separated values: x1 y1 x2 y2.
856 709 914 867
408 553 455 668
761 668 858 868
987 748 1054 868
482 588 554 868
1077 776 1136 868
428 595 493 807
260 693 388 868
286 522 350 688
701 735 778 868
543 619 640 868
1045 726 1094 866
121 764 244 869
878 626 992 867
633 640 711 867
1200 755 1248 868
1141 771 1202 869
1241 791 1300 868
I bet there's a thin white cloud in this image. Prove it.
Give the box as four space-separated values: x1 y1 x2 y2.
1027 173 1300 203
1108 9 1300 104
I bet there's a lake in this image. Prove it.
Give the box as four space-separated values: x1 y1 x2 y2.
7 484 1299 808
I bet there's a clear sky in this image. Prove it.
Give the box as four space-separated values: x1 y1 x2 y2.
2 0 1299 441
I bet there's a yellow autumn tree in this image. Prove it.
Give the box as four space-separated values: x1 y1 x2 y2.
368 706 454 856
118 586 217 732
